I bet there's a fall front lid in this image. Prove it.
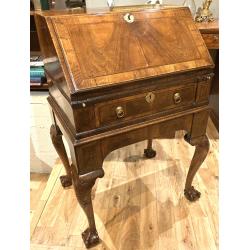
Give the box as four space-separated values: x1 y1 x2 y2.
48 7 213 93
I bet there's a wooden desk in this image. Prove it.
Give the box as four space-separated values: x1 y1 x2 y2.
37 7 215 248
196 20 219 49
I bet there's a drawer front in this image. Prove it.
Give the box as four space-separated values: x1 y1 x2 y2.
95 83 197 126
201 33 219 49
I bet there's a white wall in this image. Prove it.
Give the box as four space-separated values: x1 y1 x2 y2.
30 91 56 173
30 92 71 173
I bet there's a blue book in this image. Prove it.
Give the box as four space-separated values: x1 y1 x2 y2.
30 76 46 83
30 71 45 77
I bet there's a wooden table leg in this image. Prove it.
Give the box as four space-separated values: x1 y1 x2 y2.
144 139 157 158
184 134 210 202
71 165 104 248
50 124 72 187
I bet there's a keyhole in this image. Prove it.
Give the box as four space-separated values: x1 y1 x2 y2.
146 92 155 103
124 13 134 23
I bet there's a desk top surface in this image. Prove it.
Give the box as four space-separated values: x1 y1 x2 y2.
44 7 213 93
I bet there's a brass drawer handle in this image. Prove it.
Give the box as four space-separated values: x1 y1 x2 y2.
173 92 182 104
116 106 125 118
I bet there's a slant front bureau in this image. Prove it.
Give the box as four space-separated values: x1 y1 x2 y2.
37 6 214 248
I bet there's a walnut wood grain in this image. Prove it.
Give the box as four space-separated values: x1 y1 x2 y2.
95 83 197 126
201 34 219 50
40 7 215 248
44 7 213 93
196 19 219 49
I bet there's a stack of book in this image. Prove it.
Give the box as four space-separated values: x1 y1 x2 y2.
30 56 46 86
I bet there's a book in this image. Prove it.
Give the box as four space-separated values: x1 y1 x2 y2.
30 67 45 77
30 71 45 77
30 67 44 70
30 82 42 86
30 76 46 83
30 61 44 67
30 66 44 70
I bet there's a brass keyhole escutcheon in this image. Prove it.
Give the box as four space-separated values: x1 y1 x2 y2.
173 92 182 104
124 13 135 23
145 92 155 104
116 106 125 118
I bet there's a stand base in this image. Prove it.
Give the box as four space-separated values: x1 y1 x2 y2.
144 148 157 158
82 228 100 248
184 186 201 202
59 175 72 188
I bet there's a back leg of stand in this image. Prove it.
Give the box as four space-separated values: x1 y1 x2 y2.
144 139 157 158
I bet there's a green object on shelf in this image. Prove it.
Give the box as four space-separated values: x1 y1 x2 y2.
30 66 45 77
40 0 49 10
30 71 45 77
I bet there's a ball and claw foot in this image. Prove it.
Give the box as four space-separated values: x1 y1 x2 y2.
184 186 201 202
59 175 72 188
82 228 100 248
144 148 157 159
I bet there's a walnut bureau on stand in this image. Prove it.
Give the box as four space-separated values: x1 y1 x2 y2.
36 6 215 248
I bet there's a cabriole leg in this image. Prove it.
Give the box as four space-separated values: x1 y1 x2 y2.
144 139 157 158
50 124 72 187
71 165 104 248
184 134 210 201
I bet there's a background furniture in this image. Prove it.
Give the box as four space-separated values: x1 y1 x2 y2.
30 0 50 91
30 11 40 53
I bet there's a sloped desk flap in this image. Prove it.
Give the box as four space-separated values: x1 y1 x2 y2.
47 7 213 93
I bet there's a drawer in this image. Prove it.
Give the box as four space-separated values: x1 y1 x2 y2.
95 83 197 126
201 33 219 49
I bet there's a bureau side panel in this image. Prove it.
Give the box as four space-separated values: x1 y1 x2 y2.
49 84 75 129
190 110 210 138
73 107 97 133
36 14 71 97
49 84 96 134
